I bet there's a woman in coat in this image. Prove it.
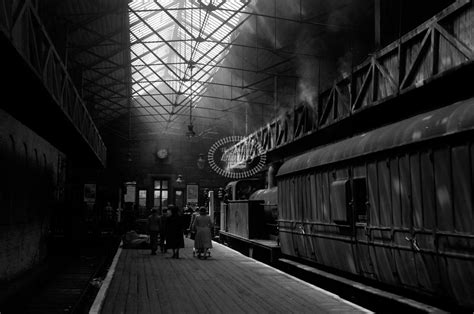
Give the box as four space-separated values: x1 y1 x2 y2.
191 207 213 259
165 204 185 259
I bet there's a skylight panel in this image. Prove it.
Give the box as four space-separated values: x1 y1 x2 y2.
134 66 151 77
213 24 232 38
155 45 170 58
129 0 250 119
130 24 153 39
142 84 157 94
146 73 158 82
131 43 148 56
146 13 166 30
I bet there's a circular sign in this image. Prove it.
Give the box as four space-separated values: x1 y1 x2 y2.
156 148 168 159
208 136 266 179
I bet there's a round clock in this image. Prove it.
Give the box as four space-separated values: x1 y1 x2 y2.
157 148 168 159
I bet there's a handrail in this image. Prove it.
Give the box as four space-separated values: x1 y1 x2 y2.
0 0 106 166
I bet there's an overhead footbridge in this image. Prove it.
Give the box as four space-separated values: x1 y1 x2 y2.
0 0 106 167
224 0 474 166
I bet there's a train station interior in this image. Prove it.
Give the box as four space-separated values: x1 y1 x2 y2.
1 0 473 313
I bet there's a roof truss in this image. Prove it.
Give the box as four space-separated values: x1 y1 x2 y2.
128 0 251 130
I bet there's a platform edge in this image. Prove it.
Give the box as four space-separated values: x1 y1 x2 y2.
89 241 123 314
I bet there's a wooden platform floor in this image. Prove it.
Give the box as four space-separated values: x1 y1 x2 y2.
100 238 370 314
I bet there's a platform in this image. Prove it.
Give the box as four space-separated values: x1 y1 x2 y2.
219 231 280 264
92 238 370 313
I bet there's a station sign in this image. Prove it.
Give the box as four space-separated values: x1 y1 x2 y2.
208 136 266 179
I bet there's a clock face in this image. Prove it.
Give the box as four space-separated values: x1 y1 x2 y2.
157 149 168 159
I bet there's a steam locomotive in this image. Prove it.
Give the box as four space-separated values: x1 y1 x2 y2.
223 96 474 309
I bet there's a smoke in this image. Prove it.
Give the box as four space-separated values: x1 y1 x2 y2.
242 1 302 50
326 1 373 78
293 27 325 108
296 55 319 107
337 50 353 78
239 0 370 109
291 0 373 105
212 0 374 133
257 15 282 49
297 79 317 106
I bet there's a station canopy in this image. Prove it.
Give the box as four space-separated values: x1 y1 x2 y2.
128 0 251 129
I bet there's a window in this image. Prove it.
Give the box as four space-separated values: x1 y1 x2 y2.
138 189 147 217
330 179 351 224
154 179 168 209
330 177 368 225
138 190 147 207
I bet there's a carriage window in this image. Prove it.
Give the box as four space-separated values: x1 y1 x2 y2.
353 178 368 223
330 179 351 224
331 177 368 225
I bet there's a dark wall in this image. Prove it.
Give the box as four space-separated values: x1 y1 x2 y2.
104 130 233 212
378 0 456 46
0 108 63 284
49 163 123 242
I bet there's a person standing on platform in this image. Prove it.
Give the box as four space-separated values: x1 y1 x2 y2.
165 204 184 259
160 208 167 253
191 207 213 259
183 203 193 237
187 206 200 256
147 208 161 255
115 205 123 235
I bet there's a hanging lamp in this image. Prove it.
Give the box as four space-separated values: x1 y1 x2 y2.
186 66 196 138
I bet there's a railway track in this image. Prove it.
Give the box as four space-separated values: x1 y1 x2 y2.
277 257 471 313
21 257 104 314
218 235 470 313
2 236 119 314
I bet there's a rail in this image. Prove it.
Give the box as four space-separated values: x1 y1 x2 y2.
0 0 106 166
224 0 474 168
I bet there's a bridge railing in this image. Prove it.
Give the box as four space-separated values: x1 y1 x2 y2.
0 0 106 166
224 0 473 166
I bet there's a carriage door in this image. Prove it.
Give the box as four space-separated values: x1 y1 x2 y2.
351 175 376 279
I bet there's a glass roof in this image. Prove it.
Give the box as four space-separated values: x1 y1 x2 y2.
129 0 251 124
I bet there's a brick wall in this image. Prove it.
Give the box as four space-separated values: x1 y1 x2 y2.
0 108 62 283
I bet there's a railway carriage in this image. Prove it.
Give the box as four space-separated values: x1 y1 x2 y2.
276 97 474 308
